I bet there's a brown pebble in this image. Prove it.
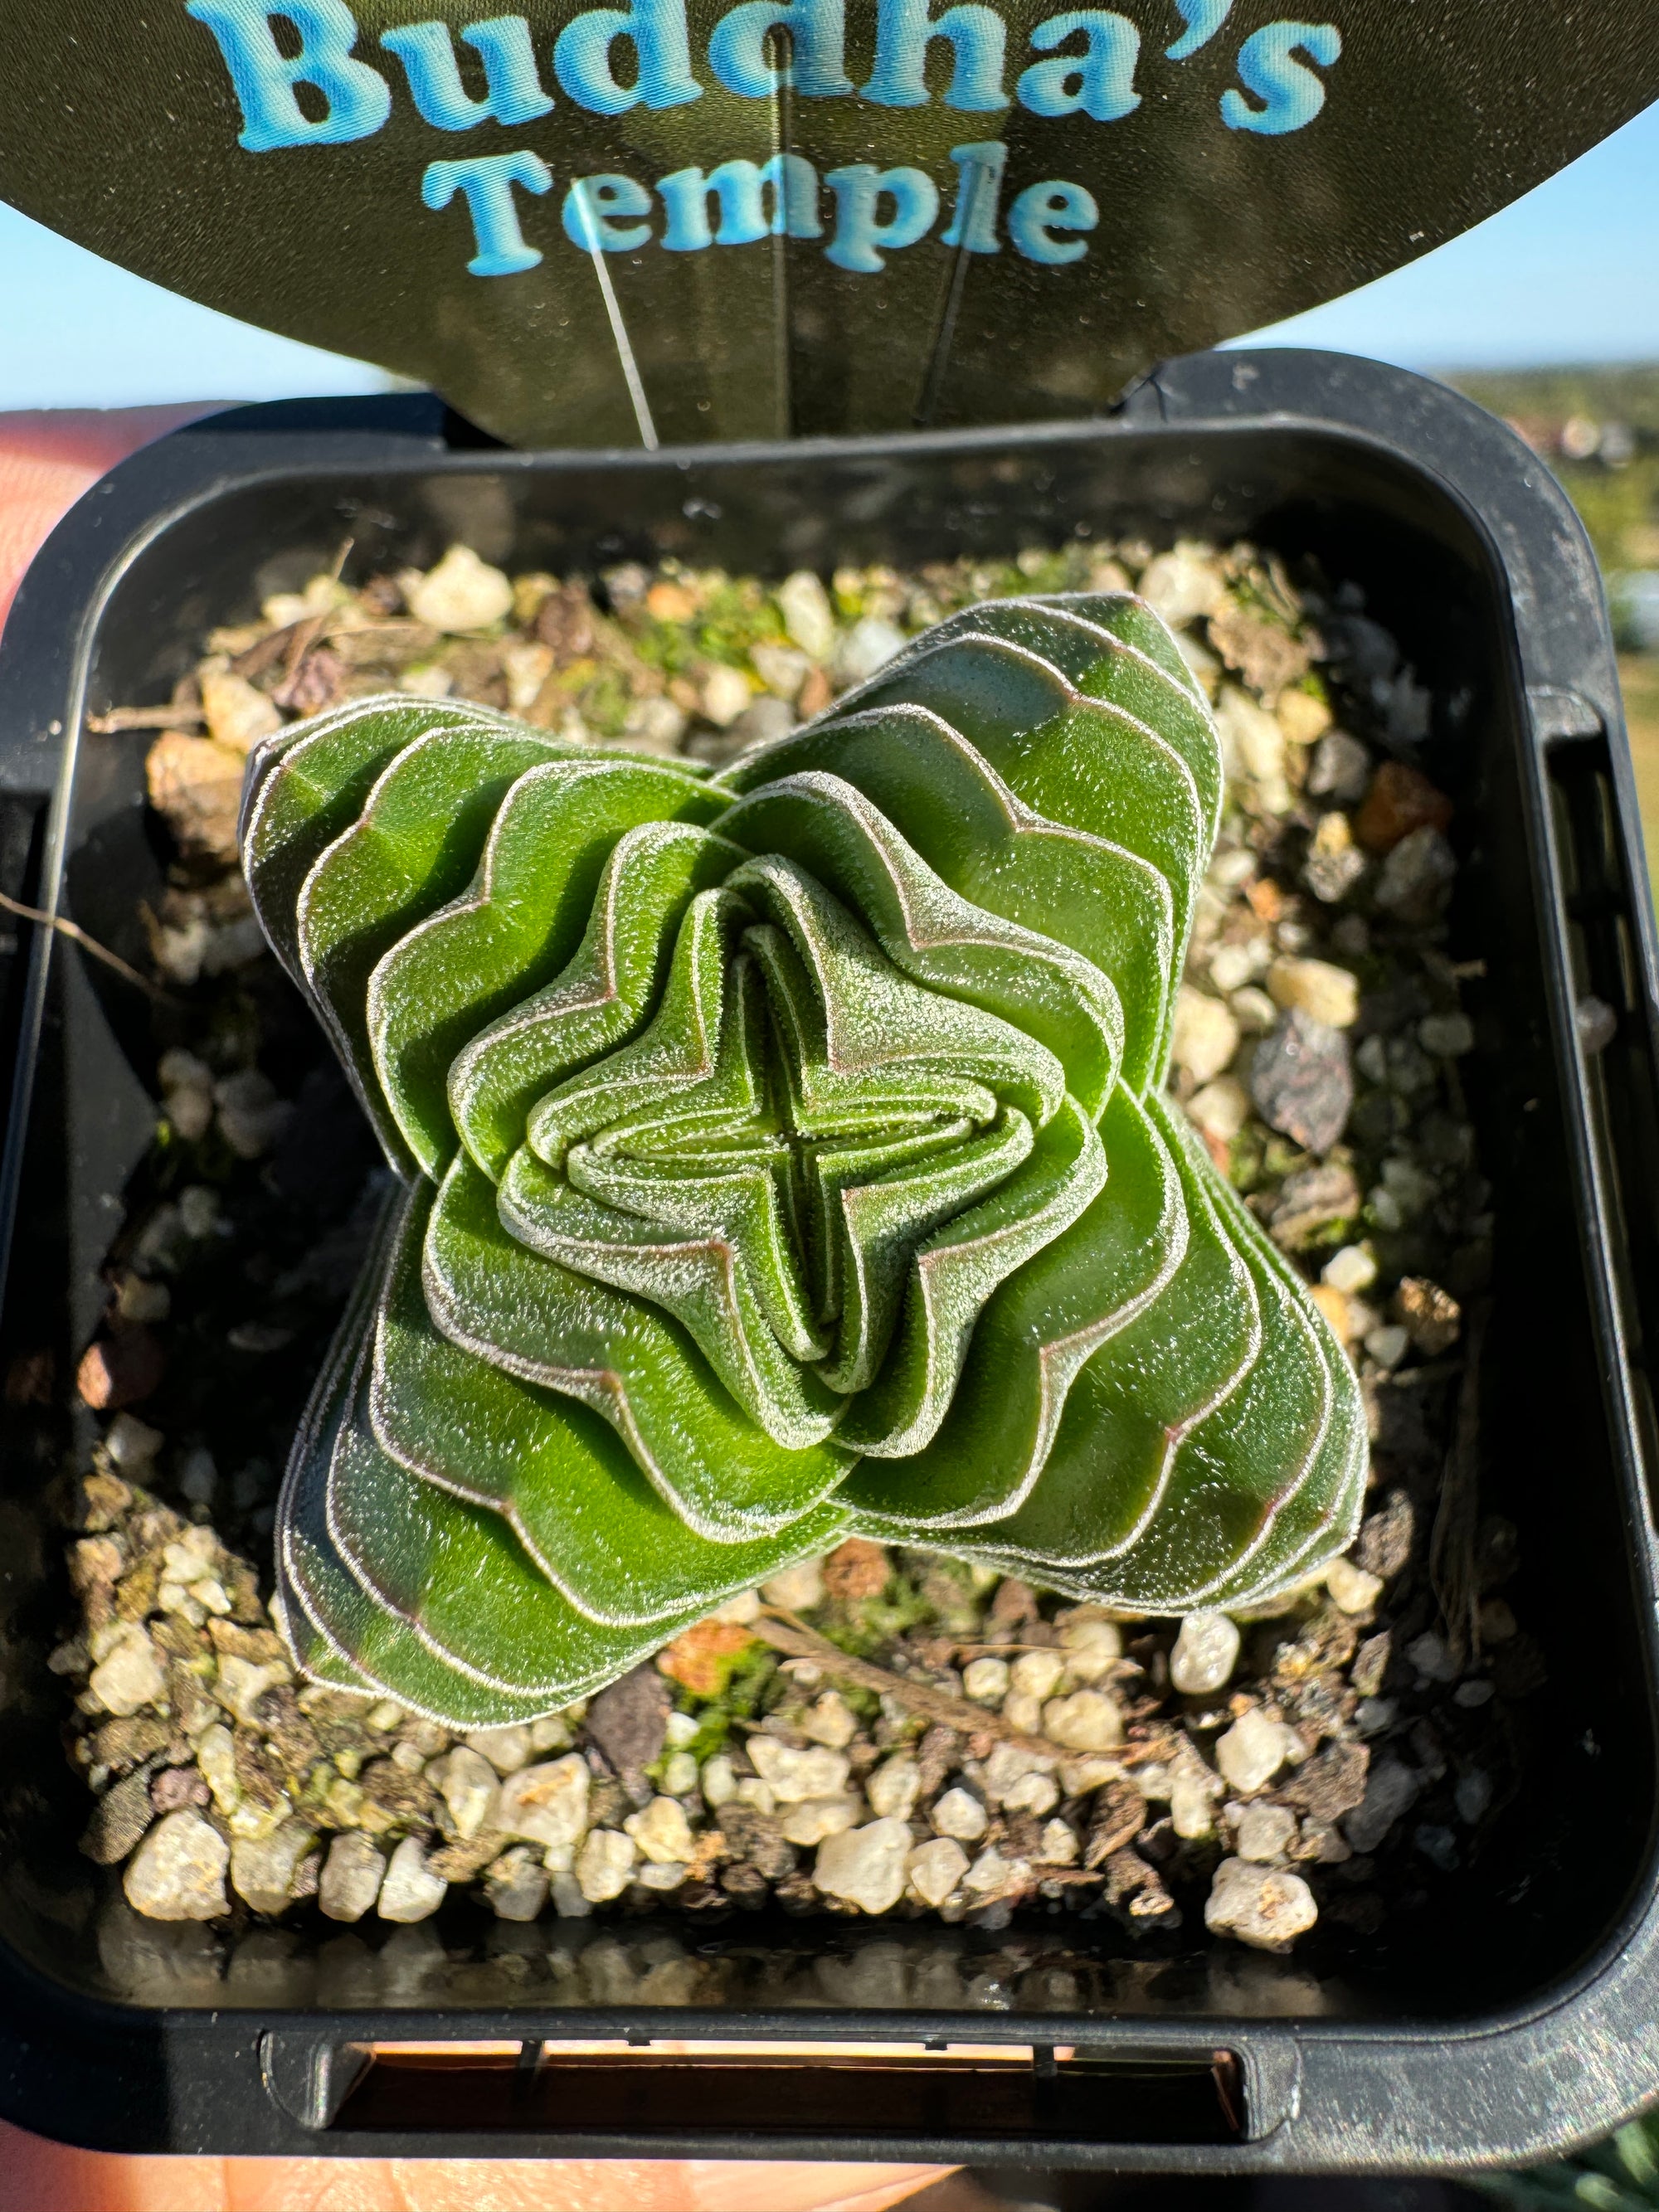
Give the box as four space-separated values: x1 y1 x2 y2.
76 1330 165 1412
129 1504 184 1552
351 574 403 618
1208 602 1312 701
1084 1780 1148 1868
1350 1633 1392 1699
80 1767 159 1864
1101 1847 1165 1913
358 1757 435 1821
1128 1883 1176 1922
400 1719 452 1759
1001 1811 1044 1862
168 1672 221 1742
1292 1818 1354 1864
302 1688 380 1730
535 583 597 662
586 1774 630 1830
234 1734 289 1811
273 648 343 717
1310 1281 1359 1345
109 1557 161 1626
1267 1162 1361 1252
427 1830 510 1883
719 1862 771 1907
987 1578 1039 1631
1356 1493 1415 1580
150 1766 211 1813
207 1620 287 1665
70 1536 125 1592
822 1539 890 1602
1394 1276 1462 1357
714 1803 796 1881
149 1615 206 1660
797 667 833 721
253 1685 323 1776
1354 761 1452 854
586 1663 672 1788
1249 1008 1353 1156
1281 1740 1370 1822
92 1714 171 1772
1245 876 1286 925
225 1566 265 1626
144 731 248 868
914 1723 961 1796
76 1471 133 1531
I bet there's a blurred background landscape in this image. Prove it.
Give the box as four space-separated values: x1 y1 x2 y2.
1443 364 1659 881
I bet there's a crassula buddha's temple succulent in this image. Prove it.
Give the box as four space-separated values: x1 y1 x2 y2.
242 591 1366 1728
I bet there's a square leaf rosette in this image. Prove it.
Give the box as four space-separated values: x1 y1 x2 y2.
243 590 1365 1728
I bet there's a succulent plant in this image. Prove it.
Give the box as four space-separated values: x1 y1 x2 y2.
1475 2119 1659 2212
244 594 1366 1727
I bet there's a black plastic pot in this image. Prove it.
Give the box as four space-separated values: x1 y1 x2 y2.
1 349 1657 2176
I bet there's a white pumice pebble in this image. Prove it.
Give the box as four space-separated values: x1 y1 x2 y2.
1170 1612 1242 1696
1215 1709 1291 1795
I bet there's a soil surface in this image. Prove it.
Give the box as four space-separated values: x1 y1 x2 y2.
46 535 1532 1966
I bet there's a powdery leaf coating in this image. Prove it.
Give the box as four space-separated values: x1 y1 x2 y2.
245 596 1367 1726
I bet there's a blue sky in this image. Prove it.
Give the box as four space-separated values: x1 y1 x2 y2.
2 93 1658 411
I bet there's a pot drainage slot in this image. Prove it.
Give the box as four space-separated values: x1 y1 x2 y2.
293 2038 1244 2145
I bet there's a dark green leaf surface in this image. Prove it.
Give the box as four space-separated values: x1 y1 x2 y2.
251 595 1366 1726
371 1179 850 1626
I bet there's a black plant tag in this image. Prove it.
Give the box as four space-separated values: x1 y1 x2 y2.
1 2 1655 448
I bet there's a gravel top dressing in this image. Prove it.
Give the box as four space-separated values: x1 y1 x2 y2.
46 529 1532 2002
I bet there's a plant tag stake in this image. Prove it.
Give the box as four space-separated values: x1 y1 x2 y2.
1 3 1656 446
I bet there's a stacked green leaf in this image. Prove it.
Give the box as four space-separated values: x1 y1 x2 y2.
1473 2115 1659 2212
243 594 1366 1728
